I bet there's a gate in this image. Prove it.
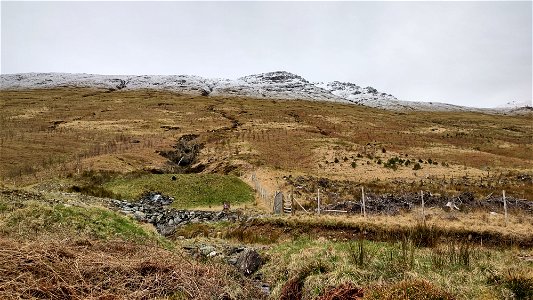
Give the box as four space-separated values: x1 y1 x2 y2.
273 191 284 214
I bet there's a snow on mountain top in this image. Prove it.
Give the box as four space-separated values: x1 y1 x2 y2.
1 72 528 113
239 71 309 85
0 73 214 95
497 100 532 109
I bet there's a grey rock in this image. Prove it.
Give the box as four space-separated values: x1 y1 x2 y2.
235 249 262 276
133 211 146 221
227 246 246 255
228 257 237 265
158 225 175 236
199 245 216 256
261 283 270 295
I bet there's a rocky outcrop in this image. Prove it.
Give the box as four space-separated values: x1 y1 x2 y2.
211 71 348 102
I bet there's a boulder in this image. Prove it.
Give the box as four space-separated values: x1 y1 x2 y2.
235 249 262 276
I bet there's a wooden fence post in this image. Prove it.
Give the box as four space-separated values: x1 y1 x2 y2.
361 186 366 217
503 190 508 226
421 190 425 226
291 188 295 215
317 188 321 215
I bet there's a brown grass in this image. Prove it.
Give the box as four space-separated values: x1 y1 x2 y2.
0 236 264 300
2 89 531 185
317 283 364 300
226 214 533 248
366 279 456 300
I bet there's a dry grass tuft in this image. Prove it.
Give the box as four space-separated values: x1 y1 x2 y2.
367 279 456 300
0 237 264 300
279 275 305 300
317 283 364 300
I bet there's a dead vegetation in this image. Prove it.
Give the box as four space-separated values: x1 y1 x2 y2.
0 237 264 300
316 283 364 300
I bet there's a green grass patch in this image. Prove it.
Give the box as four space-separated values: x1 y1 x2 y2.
262 237 532 299
0 201 170 247
0 201 9 213
103 173 254 209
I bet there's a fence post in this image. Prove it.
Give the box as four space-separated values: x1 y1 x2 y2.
503 190 508 226
361 186 366 217
421 190 425 226
317 188 321 215
291 188 295 215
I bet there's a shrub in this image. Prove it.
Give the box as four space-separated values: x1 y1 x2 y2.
384 157 400 170
413 163 422 170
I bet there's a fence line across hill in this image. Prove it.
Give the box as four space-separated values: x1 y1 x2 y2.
251 173 273 209
249 173 518 227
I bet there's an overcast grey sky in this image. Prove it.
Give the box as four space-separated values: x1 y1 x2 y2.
1 1 531 107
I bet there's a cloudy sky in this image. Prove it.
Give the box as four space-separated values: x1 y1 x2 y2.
1 1 531 107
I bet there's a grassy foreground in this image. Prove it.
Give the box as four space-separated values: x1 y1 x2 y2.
0 189 265 299
262 237 533 299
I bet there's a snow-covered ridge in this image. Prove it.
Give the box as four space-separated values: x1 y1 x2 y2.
497 100 532 109
0 73 214 95
1 71 529 113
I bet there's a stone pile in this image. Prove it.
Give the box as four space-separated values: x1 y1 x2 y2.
139 191 174 206
111 192 246 236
